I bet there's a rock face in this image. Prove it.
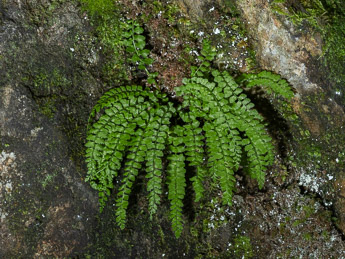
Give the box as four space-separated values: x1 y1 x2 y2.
1 0 345 257
0 1 99 257
236 0 345 237
237 0 323 93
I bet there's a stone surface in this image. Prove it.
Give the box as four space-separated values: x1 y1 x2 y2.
237 0 345 238
0 1 99 257
0 0 345 257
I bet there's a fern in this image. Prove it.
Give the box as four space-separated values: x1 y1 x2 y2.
176 70 276 205
85 86 172 215
167 126 187 238
121 19 158 85
237 71 294 99
180 112 206 202
85 40 294 238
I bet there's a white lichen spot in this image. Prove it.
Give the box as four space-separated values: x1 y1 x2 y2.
330 235 337 242
299 169 326 194
213 28 220 35
30 127 43 138
324 200 333 207
0 151 19 222
5 182 12 193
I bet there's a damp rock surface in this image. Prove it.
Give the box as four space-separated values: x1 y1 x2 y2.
0 0 345 258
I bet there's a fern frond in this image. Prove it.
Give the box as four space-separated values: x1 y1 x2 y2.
237 71 294 99
242 128 274 188
116 127 146 229
167 126 186 238
86 86 167 209
176 73 243 205
218 70 275 189
203 122 238 206
144 104 175 218
86 85 174 229
180 112 206 202
89 85 147 120
85 99 146 210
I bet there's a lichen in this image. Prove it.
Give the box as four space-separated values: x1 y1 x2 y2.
0 151 18 221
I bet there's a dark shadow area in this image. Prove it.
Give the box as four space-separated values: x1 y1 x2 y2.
244 89 293 160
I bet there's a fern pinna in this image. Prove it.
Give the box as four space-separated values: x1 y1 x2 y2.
85 71 293 238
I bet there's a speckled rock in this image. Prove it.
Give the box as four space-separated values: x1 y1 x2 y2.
1 0 345 257
236 0 345 238
0 1 99 257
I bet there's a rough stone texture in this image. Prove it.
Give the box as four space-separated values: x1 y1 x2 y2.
237 0 323 93
0 1 99 257
237 0 345 237
0 0 345 257
0 81 97 257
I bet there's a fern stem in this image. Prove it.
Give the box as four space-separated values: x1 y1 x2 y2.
131 23 151 80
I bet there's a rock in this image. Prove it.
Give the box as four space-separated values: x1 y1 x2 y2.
0 1 99 257
1 0 345 257
237 0 345 237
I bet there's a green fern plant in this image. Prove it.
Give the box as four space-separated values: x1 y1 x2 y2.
85 40 294 238
121 19 158 85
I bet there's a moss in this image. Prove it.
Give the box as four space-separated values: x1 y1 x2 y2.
79 0 127 84
37 97 57 118
223 0 241 15
5 181 50 257
23 67 70 97
27 0 72 26
80 0 116 18
321 15 345 85
303 232 312 241
231 235 253 259
147 0 181 24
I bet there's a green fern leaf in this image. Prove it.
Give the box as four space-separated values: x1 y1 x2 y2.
237 71 294 99
167 126 186 238
86 86 168 214
144 105 174 218
116 127 146 229
176 69 276 205
180 112 206 202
